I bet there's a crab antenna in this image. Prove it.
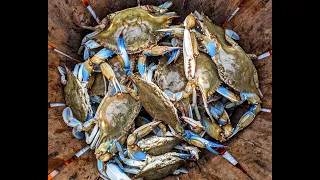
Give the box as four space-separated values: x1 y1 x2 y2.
48 146 90 180
81 0 101 24
222 0 247 28
48 45 82 63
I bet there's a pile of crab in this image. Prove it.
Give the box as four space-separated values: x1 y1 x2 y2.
54 1 269 179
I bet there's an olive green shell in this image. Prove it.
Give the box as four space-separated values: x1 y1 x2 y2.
95 91 140 142
92 7 174 54
64 67 91 123
203 15 261 96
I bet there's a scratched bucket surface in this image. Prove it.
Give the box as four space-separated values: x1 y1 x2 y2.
48 0 272 179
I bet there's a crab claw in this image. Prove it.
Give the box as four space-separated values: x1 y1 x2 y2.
180 116 205 131
62 107 82 128
184 13 196 30
174 145 200 160
167 49 181 64
97 160 109 179
143 46 182 56
127 121 162 146
228 104 261 140
225 29 240 40
137 55 146 77
83 40 101 60
72 127 84 139
182 130 226 155
80 48 115 83
100 62 122 94
57 66 67 85
117 32 132 75
156 27 184 38
127 145 147 161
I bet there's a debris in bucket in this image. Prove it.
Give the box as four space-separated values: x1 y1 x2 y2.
49 0 271 179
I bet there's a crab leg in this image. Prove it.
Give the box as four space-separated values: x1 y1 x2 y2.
78 30 102 54
123 167 140 174
83 40 101 60
97 160 109 179
85 124 99 144
90 129 100 149
225 29 240 40
146 63 157 82
116 142 146 168
81 48 115 82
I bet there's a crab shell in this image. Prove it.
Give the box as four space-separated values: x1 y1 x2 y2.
195 52 222 100
92 7 176 54
129 75 184 134
155 56 191 112
202 14 262 97
87 72 107 97
95 89 140 147
134 152 186 180
64 67 92 122
136 136 181 156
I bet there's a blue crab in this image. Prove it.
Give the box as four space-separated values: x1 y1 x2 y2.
76 1 181 92
191 11 264 140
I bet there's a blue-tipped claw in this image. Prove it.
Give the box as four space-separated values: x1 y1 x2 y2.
95 48 115 60
167 49 181 64
216 86 240 102
225 29 240 40
118 32 132 75
138 57 146 77
215 101 224 112
84 40 101 60
210 106 222 119
129 151 147 161
72 127 84 139
182 130 225 155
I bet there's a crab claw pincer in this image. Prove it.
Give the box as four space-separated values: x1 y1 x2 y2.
182 130 226 155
